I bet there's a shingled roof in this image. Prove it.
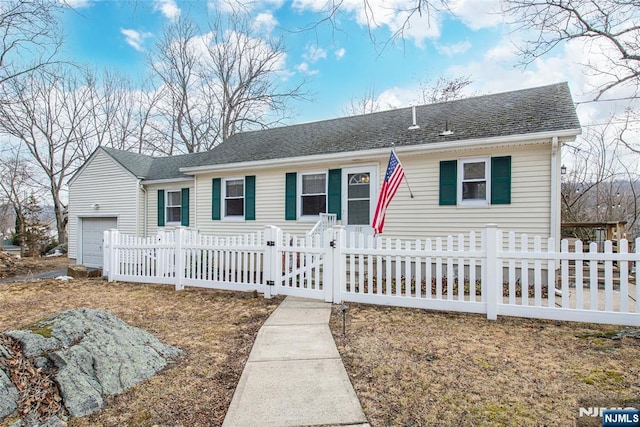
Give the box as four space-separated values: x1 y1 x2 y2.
100 82 580 181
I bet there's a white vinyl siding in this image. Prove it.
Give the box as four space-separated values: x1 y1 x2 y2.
192 142 553 239
68 150 141 262
379 143 552 240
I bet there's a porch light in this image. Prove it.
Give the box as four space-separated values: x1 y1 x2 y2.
561 164 567 175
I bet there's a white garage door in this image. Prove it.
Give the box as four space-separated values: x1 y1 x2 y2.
81 217 117 268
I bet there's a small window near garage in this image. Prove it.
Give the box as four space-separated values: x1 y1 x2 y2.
166 190 182 223
224 178 244 217
460 158 488 204
301 172 327 216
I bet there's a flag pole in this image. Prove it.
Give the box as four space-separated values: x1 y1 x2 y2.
391 146 414 198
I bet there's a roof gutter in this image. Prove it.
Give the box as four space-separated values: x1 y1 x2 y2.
140 177 193 185
180 128 582 175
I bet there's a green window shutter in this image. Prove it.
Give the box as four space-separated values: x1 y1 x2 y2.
212 178 221 220
181 188 190 226
439 160 457 206
245 175 256 220
327 168 341 220
491 156 511 205
157 189 165 226
285 172 297 220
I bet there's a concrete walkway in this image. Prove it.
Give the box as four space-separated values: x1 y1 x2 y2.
223 296 369 427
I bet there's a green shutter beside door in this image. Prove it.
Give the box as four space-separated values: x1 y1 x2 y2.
157 190 165 226
285 172 297 220
327 169 341 220
245 175 256 220
491 156 511 205
181 188 190 226
439 160 457 206
212 178 221 220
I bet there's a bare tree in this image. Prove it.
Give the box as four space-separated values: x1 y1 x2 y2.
147 12 306 154
0 67 96 244
344 75 473 115
420 75 473 103
503 0 640 101
0 0 65 91
0 146 43 252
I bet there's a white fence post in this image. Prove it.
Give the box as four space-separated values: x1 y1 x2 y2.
485 224 499 320
103 229 110 278
108 229 119 282
263 225 276 299
334 227 346 303
264 225 282 299
175 227 184 291
323 228 334 302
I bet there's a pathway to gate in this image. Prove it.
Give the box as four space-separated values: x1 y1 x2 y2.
222 296 368 427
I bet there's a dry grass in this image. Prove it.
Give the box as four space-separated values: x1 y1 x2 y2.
0 254 68 279
330 304 640 427
0 276 281 426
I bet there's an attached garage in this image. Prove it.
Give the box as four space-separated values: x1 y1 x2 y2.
80 217 117 268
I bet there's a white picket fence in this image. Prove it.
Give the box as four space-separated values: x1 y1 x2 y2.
103 224 640 326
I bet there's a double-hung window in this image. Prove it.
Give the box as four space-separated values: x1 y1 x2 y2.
300 172 327 216
460 158 488 204
166 190 182 223
224 178 244 218
439 156 511 206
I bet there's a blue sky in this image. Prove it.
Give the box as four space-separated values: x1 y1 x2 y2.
59 0 629 129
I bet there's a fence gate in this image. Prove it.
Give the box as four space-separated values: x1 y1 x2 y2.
264 226 332 301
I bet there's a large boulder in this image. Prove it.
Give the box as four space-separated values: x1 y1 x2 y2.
0 367 18 420
2 308 183 421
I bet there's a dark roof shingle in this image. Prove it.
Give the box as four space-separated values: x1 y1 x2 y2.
102 82 580 180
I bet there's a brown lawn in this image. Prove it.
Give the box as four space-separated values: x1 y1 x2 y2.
329 303 640 426
0 272 281 426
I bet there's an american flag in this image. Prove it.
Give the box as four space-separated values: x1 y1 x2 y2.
372 150 405 235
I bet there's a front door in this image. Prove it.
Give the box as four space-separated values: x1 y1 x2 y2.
342 166 377 235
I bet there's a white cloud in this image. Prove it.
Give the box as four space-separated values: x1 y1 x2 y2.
303 45 327 63
448 0 503 30
335 47 346 60
120 28 153 52
154 0 181 21
296 62 319 76
211 0 285 13
435 40 472 57
253 12 278 33
293 0 442 48
62 0 90 8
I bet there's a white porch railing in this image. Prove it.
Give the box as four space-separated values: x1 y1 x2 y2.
103 224 640 326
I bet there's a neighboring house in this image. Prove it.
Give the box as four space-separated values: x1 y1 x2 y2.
68 83 581 267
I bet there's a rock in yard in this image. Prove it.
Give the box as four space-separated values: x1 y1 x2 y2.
0 365 19 420
2 308 183 421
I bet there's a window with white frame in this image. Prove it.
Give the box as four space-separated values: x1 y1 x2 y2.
460 158 488 203
300 172 327 216
224 178 244 217
166 190 182 223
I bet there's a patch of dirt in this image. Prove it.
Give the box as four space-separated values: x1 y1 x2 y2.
329 304 640 426
0 252 69 279
0 278 281 426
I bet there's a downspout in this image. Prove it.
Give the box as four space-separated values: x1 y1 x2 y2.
139 181 147 237
550 136 560 250
193 176 197 230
